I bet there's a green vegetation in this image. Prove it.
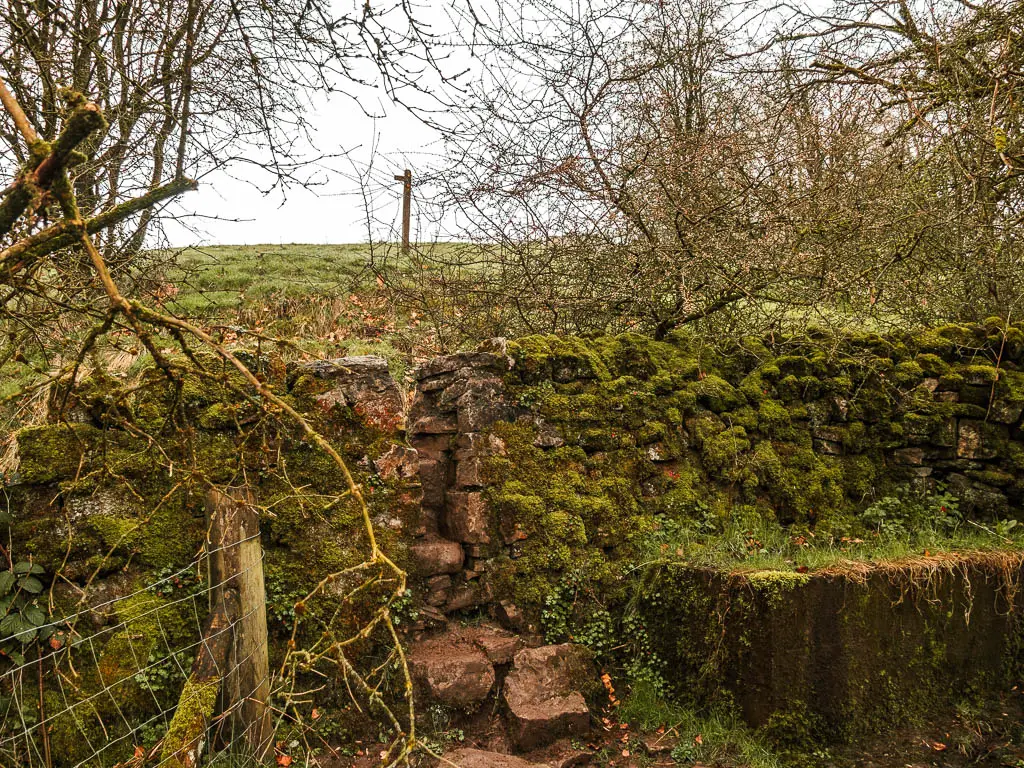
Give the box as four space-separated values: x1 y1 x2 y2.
618 681 783 768
154 243 468 375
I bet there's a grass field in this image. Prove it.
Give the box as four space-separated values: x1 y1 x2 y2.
154 242 441 375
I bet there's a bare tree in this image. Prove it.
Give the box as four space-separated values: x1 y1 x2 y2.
379 0 1023 346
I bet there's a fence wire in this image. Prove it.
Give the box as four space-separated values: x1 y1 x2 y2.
0 534 269 768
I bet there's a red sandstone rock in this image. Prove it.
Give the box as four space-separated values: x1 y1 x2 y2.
439 748 550 768
503 644 593 750
410 536 464 575
408 637 495 709
373 444 419 481
445 491 491 544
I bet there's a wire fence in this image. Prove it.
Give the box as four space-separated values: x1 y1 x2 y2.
0 522 270 768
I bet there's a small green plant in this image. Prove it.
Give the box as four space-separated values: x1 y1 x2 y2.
390 588 419 626
0 558 53 666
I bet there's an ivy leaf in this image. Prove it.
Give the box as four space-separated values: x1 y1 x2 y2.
17 577 43 594
0 613 21 636
16 623 37 644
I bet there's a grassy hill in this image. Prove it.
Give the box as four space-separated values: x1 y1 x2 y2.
156 243 439 375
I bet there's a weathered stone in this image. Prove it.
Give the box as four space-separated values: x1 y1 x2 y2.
957 420 999 459
439 374 504 411
640 731 680 756
832 397 850 421
410 536 464 575
410 414 459 435
456 431 507 456
534 423 565 449
300 355 405 432
946 473 1010 516
408 636 495 709
419 370 461 392
427 574 452 592
503 644 593 750
811 425 845 443
455 457 484 489
411 434 452 461
495 600 527 632
990 399 1024 424
469 626 523 665
646 442 674 461
478 337 509 355
414 351 511 381
438 749 548 768
457 386 514 433
426 588 449 607
501 521 529 545
419 458 449 509
445 491 491 544
445 583 484 613
893 447 925 466
373 444 419 481
813 438 842 456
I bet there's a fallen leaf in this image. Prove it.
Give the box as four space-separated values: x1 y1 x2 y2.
694 734 703 745
276 756 293 767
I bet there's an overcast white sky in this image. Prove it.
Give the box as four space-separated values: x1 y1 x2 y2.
163 103 442 247
163 1 461 248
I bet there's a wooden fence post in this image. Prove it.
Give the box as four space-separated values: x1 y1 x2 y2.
206 487 272 761
394 168 412 255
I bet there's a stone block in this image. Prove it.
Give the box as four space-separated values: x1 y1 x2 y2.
957 420 1000 459
298 355 405 432
408 636 495 709
419 458 449 509
373 444 419 481
455 457 484 488
503 644 594 750
444 491 491 544
410 536 464 575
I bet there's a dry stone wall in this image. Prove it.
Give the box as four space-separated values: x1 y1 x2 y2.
402 326 1024 625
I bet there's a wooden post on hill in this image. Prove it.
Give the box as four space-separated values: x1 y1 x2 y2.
394 168 412 255
206 487 272 761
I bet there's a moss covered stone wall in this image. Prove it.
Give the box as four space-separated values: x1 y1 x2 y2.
3 354 421 766
6 322 1024 757
405 323 1024 618
402 324 1024 740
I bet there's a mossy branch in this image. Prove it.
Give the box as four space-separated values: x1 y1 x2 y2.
161 588 240 768
0 177 198 275
0 95 106 238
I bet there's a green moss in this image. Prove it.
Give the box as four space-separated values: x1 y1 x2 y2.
509 334 612 382
893 361 924 387
914 353 948 376
160 677 221 767
702 427 751 475
14 423 104 484
691 375 744 413
744 570 811 606
757 399 791 437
